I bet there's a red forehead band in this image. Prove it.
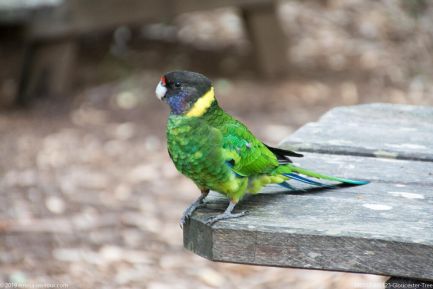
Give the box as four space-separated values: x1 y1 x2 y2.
160 76 166 86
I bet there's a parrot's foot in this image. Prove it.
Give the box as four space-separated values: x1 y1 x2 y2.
180 190 209 228
204 200 246 225
205 211 247 225
180 202 207 228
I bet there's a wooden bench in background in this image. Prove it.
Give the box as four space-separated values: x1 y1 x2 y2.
183 103 433 288
0 0 288 104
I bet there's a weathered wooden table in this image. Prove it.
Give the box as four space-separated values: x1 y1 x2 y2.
183 103 433 288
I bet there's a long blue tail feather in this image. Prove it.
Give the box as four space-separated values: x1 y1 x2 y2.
283 173 324 186
278 182 297 191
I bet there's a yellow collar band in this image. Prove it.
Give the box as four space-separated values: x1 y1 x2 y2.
186 87 215 117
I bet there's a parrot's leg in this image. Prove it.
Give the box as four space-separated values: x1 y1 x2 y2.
180 189 209 228
205 200 247 225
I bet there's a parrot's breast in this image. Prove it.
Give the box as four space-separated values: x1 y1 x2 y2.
166 115 245 195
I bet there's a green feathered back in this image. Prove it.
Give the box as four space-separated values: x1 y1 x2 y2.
167 99 367 203
202 102 279 176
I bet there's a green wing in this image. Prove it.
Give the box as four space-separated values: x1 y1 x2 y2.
218 120 279 177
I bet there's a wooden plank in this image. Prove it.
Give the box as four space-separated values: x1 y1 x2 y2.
184 153 433 281
319 104 433 127
280 104 433 162
289 152 432 186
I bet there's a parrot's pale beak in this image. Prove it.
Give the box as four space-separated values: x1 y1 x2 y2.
155 77 167 100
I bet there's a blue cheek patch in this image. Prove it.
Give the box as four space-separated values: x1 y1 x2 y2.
167 91 190 114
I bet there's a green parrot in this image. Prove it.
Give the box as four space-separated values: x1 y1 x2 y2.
155 71 368 226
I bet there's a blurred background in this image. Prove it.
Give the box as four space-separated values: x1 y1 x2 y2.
0 0 432 288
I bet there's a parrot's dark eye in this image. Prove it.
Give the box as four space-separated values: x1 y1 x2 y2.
174 81 182 88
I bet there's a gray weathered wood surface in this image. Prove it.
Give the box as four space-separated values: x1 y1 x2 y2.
280 103 433 162
184 103 433 281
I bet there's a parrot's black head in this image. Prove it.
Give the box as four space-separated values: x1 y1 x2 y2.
155 71 215 116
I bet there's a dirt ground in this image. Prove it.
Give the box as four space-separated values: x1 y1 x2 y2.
1 1 433 288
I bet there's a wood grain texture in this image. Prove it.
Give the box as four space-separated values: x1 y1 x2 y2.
280 103 433 162
184 104 433 281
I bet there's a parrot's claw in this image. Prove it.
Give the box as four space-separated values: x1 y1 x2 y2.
204 210 247 225
180 202 207 228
